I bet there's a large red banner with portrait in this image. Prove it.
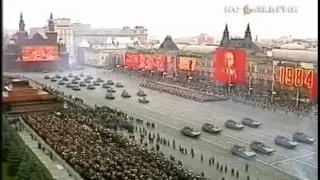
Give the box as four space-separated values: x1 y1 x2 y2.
213 48 246 84
124 53 167 72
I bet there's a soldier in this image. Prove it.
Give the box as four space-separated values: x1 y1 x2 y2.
220 166 223 172
142 127 146 133
231 168 234 176
236 170 239 178
209 159 211 166
245 163 249 172
191 149 194 158
247 175 250 180
172 139 176 149
217 162 219 169
156 144 160 152
200 154 203 162
151 123 155 128
211 157 215 165
224 165 227 173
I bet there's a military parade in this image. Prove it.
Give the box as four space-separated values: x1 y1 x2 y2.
2 3 317 179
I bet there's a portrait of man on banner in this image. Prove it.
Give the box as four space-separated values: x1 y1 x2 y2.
214 48 246 85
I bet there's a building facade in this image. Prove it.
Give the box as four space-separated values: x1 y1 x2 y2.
126 34 317 101
3 13 69 72
54 18 74 57
73 25 148 56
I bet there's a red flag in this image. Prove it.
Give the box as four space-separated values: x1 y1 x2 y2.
213 48 246 84
308 73 318 101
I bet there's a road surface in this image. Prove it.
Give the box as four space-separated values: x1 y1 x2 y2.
7 67 317 180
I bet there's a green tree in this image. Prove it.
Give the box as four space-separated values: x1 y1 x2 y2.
7 141 24 176
2 127 12 162
16 155 32 180
29 171 43 180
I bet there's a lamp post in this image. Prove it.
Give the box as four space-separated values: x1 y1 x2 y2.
162 72 167 81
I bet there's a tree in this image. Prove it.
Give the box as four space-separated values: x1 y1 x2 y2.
2 123 14 162
7 141 24 176
16 155 32 180
29 171 43 180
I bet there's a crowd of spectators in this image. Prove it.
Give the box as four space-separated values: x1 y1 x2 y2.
23 105 207 180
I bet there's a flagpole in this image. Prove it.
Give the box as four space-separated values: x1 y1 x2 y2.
228 71 231 94
248 64 252 97
295 88 300 109
271 61 275 104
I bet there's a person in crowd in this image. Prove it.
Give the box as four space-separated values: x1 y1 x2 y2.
23 106 208 180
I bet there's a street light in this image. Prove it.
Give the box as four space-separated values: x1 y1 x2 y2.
162 72 167 80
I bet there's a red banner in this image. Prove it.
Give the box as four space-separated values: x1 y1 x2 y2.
178 57 197 71
308 73 318 101
153 55 167 72
22 46 59 62
124 53 140 69
278 66 318 100
213 48 246 84
125 53 167 72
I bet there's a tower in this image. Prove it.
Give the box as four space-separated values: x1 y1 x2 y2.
48 13 55 31
244 23 252 40
19 12 25 31
220 24 230 46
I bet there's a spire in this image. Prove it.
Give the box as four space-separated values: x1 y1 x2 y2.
19 12 25 31
48 12 55 31
224 24 229 32
245 23 252 40
220 24 230 46
222 24 230 40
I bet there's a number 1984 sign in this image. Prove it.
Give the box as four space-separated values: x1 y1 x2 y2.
279 66 314 89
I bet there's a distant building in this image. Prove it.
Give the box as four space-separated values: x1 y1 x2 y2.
73 25 148 55
220 23 263 53
197 34 215 45
29 17 74 56
54 18 74 56
29 27 47 37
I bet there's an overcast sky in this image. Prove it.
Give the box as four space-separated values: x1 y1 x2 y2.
3 0 318 39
